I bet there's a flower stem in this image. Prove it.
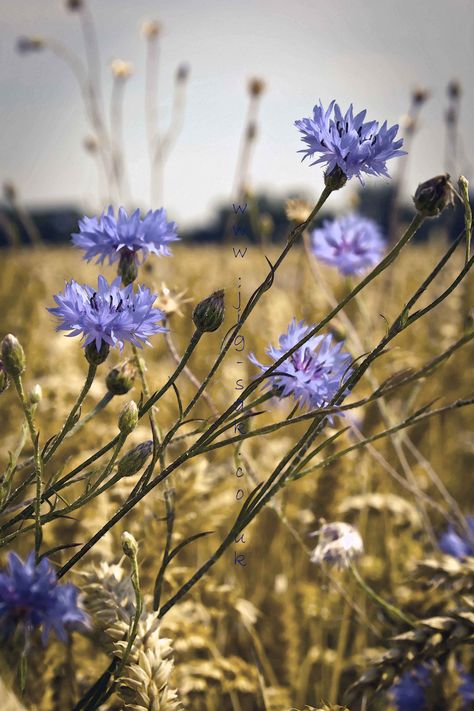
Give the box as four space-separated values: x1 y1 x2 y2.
11 374 43 562
44 362 97 462
348 560 415 627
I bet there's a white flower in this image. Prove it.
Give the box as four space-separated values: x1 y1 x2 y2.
309 521 364 569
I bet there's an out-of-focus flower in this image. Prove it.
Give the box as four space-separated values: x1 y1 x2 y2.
155 283 191 318
111 59 133 80
72 206 179 266
48 275 166 351
309 522 364 568
249 318 352 411
390 665 431 711
295 100 406 184
390 664 474 710
285 198 312 223
460 670 474 708
438 516 474 558
0 552 88 644
311 213 385 276
16 36 44 54
142 20 161 38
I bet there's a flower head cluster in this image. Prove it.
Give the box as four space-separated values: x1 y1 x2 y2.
295 100 406 183
311 214 385 276
48 275 166 351
0 552 88 643
438 516 474 559
72 206 179 265
309 522 364 569
249 318 352 411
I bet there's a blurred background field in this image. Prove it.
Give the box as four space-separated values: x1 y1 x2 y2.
1 0 474 708
0 237 473 709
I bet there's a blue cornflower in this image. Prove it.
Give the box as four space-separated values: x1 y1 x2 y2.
295 100 406 183
249 318 352 410
438 516 474 558
72 206 179 265
0 552 88 644
311 213 385 276
48 275 167 351
391 665 431 711
460 670 474 708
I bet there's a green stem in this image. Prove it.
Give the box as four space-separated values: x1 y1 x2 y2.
12 374 43 562
44 362 97 462
348 560 415 627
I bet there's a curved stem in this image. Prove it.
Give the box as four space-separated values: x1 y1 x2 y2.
44 363 97 462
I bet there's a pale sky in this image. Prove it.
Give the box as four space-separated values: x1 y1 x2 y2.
1 0 473 227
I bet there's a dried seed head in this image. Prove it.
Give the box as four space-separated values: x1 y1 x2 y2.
121 531 139 558
447 79 462 100
154 283 191 319
1 334 26 376
412 86 430 106
111 59 133 80
192 289 225 333
3 182 17 203
413 174 455 217
117 441 153 477
106 360 137 395
118 401 139 435
65 0 83 11
176 63 190 82
248 77 265 97
285 198 312 223
83 135 99 154
142 20 161 38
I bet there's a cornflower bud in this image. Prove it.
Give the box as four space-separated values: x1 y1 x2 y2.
0 363 9 394
106 360 137 395
29 384 42 405
192 290 225 333
85 341 110 366
1 334 25 376
121 531 139 558
118 401 138 435
413 174 455 217
117 441 153 477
